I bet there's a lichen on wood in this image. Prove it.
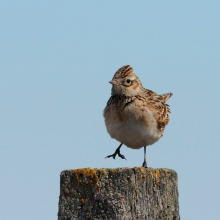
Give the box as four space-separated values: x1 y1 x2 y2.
58 167 180 220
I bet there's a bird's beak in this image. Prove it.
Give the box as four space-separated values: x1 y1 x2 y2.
109 80 120 86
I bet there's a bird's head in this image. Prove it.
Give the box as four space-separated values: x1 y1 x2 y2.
110 65 143 96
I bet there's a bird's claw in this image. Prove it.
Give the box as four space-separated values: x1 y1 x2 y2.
105 154 117 159
118 153 127 160
142 161 147 168
105 149 126 160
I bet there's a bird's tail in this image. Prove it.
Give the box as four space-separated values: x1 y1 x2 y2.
162 93 173 102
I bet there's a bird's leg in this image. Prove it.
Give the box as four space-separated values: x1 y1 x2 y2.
142 146 147 168
105 143 126 160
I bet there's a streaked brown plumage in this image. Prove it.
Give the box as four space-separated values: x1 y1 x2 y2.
104 65 172 167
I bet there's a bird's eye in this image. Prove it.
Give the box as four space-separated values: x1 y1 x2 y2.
127 79 131 84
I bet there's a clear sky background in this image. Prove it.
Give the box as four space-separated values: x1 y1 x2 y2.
1 1 220 219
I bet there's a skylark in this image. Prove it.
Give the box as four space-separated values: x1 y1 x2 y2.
104 65 172 167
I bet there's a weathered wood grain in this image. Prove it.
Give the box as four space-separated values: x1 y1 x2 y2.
58 167 180 220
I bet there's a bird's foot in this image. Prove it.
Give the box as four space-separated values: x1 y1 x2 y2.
142 161 147 168
105 148 126 160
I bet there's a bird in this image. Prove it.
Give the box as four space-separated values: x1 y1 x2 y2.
103 65 172 167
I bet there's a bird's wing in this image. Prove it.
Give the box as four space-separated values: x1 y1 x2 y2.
142 89 172 131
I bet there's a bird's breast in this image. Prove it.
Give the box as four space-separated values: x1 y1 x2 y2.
104 104 163 149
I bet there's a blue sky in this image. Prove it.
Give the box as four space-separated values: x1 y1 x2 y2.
1 1 220 219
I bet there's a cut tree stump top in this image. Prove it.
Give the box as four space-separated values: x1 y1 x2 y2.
58 167 180 220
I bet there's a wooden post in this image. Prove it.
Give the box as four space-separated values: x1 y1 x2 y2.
58 167 180 220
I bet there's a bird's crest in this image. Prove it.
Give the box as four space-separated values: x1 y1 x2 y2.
113 65 133 79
